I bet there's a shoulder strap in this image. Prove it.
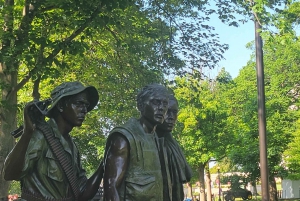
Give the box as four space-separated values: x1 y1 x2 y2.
36 122 80 200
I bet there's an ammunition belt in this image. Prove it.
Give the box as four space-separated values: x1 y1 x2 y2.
22 188 73 201
36 122 80 200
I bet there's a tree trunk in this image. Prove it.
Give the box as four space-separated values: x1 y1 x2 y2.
198 163 205 201
0 63 18 198
205 164 212 201
269 176 278 201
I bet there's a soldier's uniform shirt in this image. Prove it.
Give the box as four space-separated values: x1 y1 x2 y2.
20 118 87 200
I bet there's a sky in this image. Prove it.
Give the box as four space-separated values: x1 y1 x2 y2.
205 16 255 79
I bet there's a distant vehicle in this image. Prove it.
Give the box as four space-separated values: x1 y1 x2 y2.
223 187 252 201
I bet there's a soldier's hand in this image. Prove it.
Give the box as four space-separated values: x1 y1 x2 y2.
23 102 37 135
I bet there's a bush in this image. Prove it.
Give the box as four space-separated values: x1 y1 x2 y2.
8 181 21 195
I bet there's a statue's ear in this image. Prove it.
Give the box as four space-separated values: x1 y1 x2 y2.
56 100 65 112
137 102 144 113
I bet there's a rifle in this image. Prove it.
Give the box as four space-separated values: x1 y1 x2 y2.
11 99 52 138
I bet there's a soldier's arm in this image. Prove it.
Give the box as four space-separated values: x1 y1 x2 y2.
78 160 104 200
103 133 129 201
3 103 36 180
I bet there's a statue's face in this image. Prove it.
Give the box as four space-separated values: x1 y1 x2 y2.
60 91 90 127
157 99 178 132
142 92 169 125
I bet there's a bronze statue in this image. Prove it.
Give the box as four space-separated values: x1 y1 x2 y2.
156 94 192 201
4 81 103 201
103 83 172 201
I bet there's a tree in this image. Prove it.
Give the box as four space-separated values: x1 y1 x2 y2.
172 73 234 201
283 119 300 180
224 7 300 195
222 63 263 189
262 0 300 181
221 173 251 190
0 0 135 196
0 0 230 197
217 1 300 200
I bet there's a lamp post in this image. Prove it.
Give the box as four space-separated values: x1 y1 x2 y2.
218 166 221 201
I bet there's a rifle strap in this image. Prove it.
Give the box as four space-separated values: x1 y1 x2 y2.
36 122 80 201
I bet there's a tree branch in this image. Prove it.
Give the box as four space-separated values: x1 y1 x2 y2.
39 5 57 13
1 0 14 51
32 75 41 100
252 11 262 26
14 1 104 93
12 0 42 57
105 25 121 43
104 25 122 60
